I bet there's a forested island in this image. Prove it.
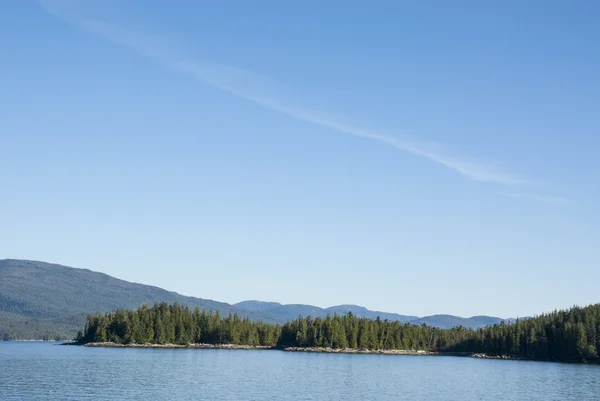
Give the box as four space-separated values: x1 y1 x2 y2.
77 302 600 364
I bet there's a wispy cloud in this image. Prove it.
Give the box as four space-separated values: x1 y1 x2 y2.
501 192 572 206
39 1 554 192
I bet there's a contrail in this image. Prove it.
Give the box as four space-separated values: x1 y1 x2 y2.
39 0 531 187
176 61 526 186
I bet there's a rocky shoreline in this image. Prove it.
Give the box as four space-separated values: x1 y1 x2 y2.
471 353 522 361
281 347 437 355
81 342 272 350
75 343 596 364
80 343 460 357
78 343 594 363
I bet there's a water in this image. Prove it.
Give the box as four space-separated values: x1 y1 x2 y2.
1 342 599 400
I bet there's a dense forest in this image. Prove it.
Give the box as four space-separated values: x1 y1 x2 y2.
78 303 281 346
79 302 600 363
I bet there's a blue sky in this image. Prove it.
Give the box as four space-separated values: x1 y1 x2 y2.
1 0 599 318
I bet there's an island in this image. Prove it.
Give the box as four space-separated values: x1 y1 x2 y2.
75 302 600 364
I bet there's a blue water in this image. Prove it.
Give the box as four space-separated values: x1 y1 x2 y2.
1 342 599 400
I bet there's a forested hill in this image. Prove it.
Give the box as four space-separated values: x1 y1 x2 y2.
80 302 600 364
1 259 510 340
0 259 276 340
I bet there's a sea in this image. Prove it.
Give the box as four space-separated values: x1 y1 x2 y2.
1 342 599 400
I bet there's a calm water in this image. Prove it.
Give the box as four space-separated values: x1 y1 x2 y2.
1 342 599 400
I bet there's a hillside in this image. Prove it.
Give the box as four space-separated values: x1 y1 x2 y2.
1 259 510 340
0 259 275 340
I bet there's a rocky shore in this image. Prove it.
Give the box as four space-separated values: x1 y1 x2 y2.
70 343 596 364
81 343 454 357
281 347 436 355
471 353 527 361
82 342 272 350
79 343 588 363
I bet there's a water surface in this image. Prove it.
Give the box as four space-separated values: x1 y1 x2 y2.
1 342 598 400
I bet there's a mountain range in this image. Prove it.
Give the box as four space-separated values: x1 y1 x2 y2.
0 259 512 340
233 301 418 323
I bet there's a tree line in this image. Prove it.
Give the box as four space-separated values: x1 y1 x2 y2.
78 303 280 346
79 302 600 363
456 304 600 361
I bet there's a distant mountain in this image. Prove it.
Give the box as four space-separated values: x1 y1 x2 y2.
234 302 504 329
234 300 283 313
234 301 325 321
233 301 418 323
409 314 510 330
325 305 418 323
1 259 511 340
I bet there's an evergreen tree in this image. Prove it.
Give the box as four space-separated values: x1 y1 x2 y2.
78 302 600 364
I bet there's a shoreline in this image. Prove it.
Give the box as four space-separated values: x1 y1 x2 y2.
75 343 484 358
81 342 273 350
281 347 439 356
75 343 598 364
79 342 442 355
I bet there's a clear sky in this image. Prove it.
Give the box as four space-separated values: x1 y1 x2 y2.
1 0 599 318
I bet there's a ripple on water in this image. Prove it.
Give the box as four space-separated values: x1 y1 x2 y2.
1 343 599 400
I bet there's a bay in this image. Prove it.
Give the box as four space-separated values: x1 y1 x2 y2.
1 342 598 400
